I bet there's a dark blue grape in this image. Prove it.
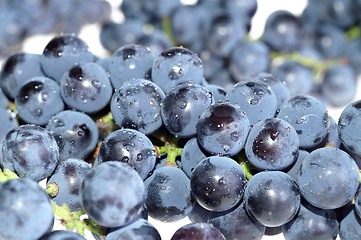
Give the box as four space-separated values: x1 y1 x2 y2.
207 202 266 240
271 61 314 97
99 20 146 53
110 79 165 135
196 102 250 156
282 200 339 240
144 166 194 222
321 64 357 107
0 108 18 142
0 124 59 182
199 50 225 81
41 34 94 82
171 222 225 240
106 219 161 240
181 137 208 178
339 206 361 240
40 230 85 240
0 52 44 99
60 62 113 114
108 44 155 89
338 99 361 157
47 158 92 212
298 147 359 209
285 149 309 184
277 95 330 149
245 72 290 110
80 161 145 228
245 118 299 171
204 84 226 103
142 0 181 20
244 171 301 227
46 110 99 161
313 24 346 59
97 128 156 180
226 81 278 125
15 76 64 125
190 156 246 212
0 178 53 240
161 82 214 138
206 13 247 57
262 10 305 53
151 47 203 94
229 41 270 81
187 201 211 224
135 29 173 56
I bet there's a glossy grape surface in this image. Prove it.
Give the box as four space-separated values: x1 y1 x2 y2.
40 230 85 240
180 137 208 178
105 219 161 240
171 222 225 240
144 166 194 222
245 118 299 170
97 128 156 180
111 79 165 135
161 82 213 138
46 110 99 161
297 147 359 209
244 171 301 227
15 76 64 125
196 102 250 156
190 156 246 212
0 124 59 182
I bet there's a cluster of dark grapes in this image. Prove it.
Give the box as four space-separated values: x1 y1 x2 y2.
0 0 111 58
1 0 361 240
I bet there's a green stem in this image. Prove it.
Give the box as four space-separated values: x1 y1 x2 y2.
0 168 19 182
161 17 179 46
46 182 59 197
155 142 183 167
235 152 256 180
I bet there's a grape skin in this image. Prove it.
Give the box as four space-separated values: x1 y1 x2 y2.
0 178 54 240
171 222 225 240
80 161 145 228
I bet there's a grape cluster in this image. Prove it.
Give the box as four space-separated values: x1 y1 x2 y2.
0 1 361 240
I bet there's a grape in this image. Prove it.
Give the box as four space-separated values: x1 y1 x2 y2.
282 200 339 240
190 156 246 212
0 108 18 142
245 72 290 110
60 62 113 114
15 76 64 125
0 87 9 109
46 110 99 161
97 128 156 180
208 202 266 240
339 207 361 240
226 81 278 126
41 35 94 82
206 13 247 57
187 201 212 224
313 24 346 59
144 166 194 222
262 10 305 53
80 161 145 228
229 41 270 81
106 219 161 240
171 222 225 240
244 171 301 227
40 230 85 240
180 137 208 178
204 84 226 103
135 29 173 56
108 44 155 89
196 102 250 156
338 99 361 157
161 82 214 138
245 118 299 171
271 61 314 97
277 95 330 149
298 147 359 209
47 158 92 212
0 52 44 99
0 178 54 240
285 149 309 183
110 79 165 135
0 124 59 182
151 47 203 94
